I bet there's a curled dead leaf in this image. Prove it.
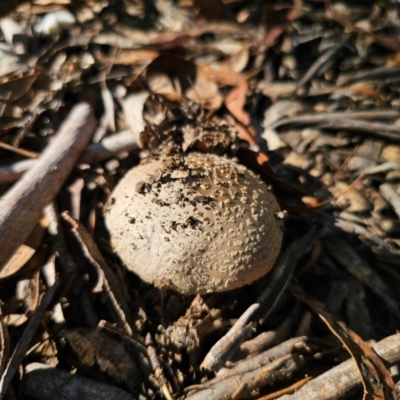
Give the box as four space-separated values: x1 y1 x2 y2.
146 55 223 109
0 68 41 102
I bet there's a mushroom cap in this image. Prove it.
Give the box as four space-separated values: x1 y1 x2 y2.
104 152 283 295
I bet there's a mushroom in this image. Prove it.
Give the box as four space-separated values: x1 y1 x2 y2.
104 152 283 295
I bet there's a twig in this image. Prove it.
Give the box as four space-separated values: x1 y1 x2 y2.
270 110 399 130
0 103 96 271
272 115 400 141
325 235 400 319
217 336 330 382
62 212 134 336
296 45 342 90
318 119 400 141
338 66 400 86
43 203 99 327
0 129 138 184
186 354 303 400
0 158 36 184
380 183 400 220
81 129 139 163
200 227 318 372
331 216 400 258
0 306 9 378
0 282 60 399
363 162 400 175
277 332 400 400
229 302 300 362
147 341 174 400
41 254 65 327
258 376 313 400
0 141 38 159
200 307 257 372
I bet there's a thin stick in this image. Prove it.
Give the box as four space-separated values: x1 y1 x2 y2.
277 332 400 400
380 183 400 220
0 129 138 184
270 110 399 129
271 116 400 141
296 45 341 90
201 227 318 372
0 103 96 271
0 281 60 399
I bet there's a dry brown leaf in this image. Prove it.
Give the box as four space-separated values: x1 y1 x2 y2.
235 122 257 147
200 63 243 87
0 221 46 280
146 55 223 109
0 69 41 102
225 80 250 126
114 49 159 66
349 84 384 103
385 52 400 67
0 245 35 280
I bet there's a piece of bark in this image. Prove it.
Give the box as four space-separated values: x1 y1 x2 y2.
0 103 96 271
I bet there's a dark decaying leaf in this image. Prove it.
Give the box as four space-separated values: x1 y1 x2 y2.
61 327 142 391
23 362 133 400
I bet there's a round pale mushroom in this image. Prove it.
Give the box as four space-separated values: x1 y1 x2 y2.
104 152 283 295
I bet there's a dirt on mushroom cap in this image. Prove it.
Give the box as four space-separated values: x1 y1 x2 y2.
104 152 283 295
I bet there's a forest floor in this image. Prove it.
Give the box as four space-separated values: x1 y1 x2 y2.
1 1 400 399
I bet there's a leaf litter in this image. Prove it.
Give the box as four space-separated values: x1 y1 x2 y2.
1 1 400 399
